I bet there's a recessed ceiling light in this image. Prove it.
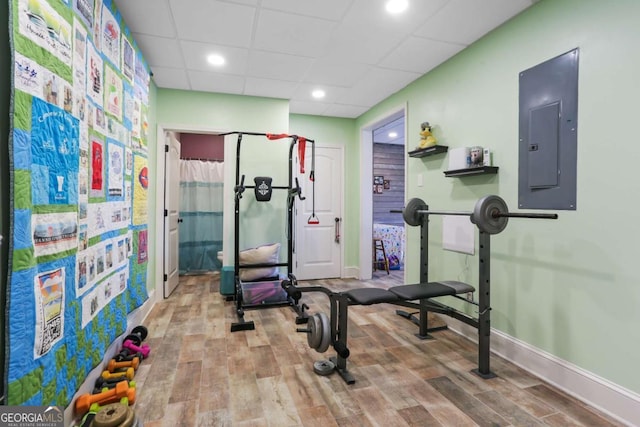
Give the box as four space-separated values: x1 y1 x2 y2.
312 89 326 99
388 131 398 138
385 0 408 14
207 54 225 66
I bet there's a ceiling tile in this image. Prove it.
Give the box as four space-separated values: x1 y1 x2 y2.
132 34 185 68
246 51 314 82
260 0 353 21
322 104 369 119
114 0 176 38
302 60 370 87
180 41 249 74
253 9 337 57
243 77 298 99
169 0 256 47
288 100 330 116
336 67 420 107
378 36 466 73
341 0 448 35
291 83 347 104
415 0 532 45
150 67 191 90
188 70 245 94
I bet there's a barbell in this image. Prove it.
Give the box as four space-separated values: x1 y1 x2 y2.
397 195 558 234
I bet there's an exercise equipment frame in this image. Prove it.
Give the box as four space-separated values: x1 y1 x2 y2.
225 132 314 332
284 195 558 383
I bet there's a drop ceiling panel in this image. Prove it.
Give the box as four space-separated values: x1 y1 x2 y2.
302 60 370 87
379 36 466 73
337 67 420 106
169 0 256 47
180 41 249 74
292 83 347 104
150 67 191 90
246 51 314 82
415 0 532 45
114 0 176 38
243 77 298 99
289 100 330 116
188 70 245 94
253 9 337 57
260 0 353 21
132 34 185 69
323 104 369 119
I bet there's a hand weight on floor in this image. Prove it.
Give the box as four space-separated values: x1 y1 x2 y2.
124 325 148 347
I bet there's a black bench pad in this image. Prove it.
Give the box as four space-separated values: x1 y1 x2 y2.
344 288 399 305
389 281 475 300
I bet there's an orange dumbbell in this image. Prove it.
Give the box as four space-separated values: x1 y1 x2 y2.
75 380 129 414
102 367 135 381
107 356 140 372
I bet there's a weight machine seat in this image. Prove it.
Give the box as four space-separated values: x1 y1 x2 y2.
344 288 399 305
388 281 475 300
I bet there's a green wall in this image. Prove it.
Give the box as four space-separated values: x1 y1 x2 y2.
356 0 640 394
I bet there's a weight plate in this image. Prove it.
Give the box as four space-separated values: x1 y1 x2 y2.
92 403 128 427
403 198 428 227
473 195 509 235
306 314 321 350
316 312 331 353
131 325 148 341
313 359 335 376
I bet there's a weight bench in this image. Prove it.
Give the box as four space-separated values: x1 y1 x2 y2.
284 221 495 385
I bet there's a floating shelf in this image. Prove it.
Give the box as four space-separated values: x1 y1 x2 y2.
444 166 499 177
408 145 448 158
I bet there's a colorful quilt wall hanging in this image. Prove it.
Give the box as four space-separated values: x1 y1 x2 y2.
7 0 151 407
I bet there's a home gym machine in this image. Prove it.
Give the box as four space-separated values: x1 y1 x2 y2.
225 131 315 332
282 195 558 383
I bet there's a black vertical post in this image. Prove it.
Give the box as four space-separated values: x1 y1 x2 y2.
417 213 430 338
234 133 243 279
473 230 496 378
287 137 296 275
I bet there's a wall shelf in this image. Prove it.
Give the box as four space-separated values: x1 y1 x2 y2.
444 166 499 177
408 145 448 158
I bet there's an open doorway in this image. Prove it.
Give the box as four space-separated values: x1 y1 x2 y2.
358 105 407 282
157 126 228 300
372 116 405 283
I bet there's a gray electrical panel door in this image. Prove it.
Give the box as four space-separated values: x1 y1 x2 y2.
518 48 578 210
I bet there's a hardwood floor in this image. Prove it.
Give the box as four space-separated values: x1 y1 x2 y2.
132 273 622 426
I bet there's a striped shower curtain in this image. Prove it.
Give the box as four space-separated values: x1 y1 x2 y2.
179 160 224 274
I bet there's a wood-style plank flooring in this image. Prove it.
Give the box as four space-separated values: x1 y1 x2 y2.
131 272 623 426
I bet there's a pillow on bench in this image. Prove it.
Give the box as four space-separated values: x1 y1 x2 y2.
239 242 281 281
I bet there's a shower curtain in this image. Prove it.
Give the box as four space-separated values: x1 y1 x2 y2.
179 159 224 274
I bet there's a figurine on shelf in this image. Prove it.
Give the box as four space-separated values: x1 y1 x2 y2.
418 122 437 149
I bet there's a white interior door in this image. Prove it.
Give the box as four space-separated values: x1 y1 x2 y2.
164 133 180 298
294 145 343 280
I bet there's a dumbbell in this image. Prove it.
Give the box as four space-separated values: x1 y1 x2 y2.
123 325 148 347
114 347 143 362
102 367 135 381
75 380 130 414
92 379 135 395
122 339 150 359
107 357 140 372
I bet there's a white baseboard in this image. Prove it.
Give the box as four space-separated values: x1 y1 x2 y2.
342 266 359 279
444 318 640 427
